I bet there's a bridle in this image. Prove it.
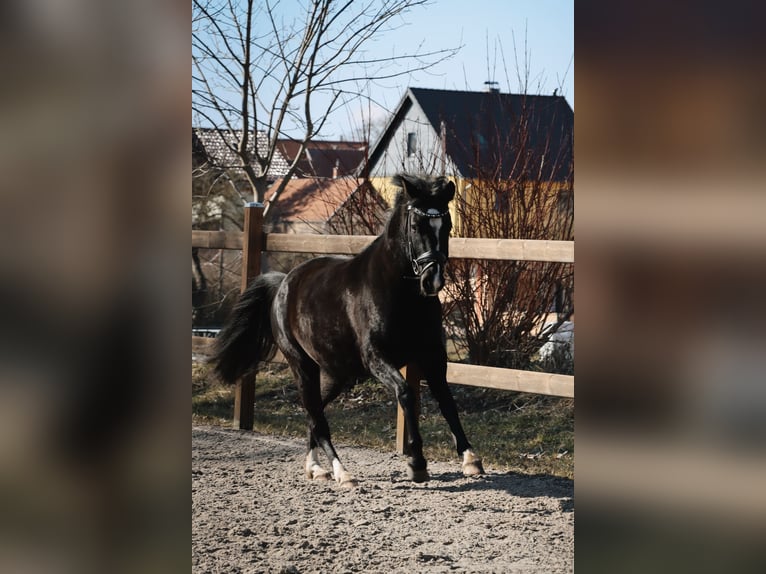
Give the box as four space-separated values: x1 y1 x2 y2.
405 204 450 278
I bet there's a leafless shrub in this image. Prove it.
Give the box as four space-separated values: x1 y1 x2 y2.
442 95 574 369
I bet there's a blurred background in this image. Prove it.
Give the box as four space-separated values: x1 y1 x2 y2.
0 1 189 572
0 0 764 572
576 0 766 571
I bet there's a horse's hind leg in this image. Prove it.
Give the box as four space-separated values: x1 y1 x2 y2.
305 432 331 481
308 409 357 488
278 346 334 482
300 369 357 488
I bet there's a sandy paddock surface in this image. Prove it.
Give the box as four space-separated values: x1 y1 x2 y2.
192 426 573 573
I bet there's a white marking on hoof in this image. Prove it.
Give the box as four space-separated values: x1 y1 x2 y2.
305 449 331 481
332 459 358 488
308 467 332 481
462 449 484 476
339 475 358 489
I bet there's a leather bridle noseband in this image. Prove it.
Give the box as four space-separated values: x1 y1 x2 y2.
405 204 450 278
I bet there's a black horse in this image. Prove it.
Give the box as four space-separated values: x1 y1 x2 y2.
212 174 483 487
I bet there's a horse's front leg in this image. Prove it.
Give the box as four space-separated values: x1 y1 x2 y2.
417 355 484 477
366 356 429 482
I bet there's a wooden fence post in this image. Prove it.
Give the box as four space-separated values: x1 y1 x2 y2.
396 364 422 455
233 202 264 430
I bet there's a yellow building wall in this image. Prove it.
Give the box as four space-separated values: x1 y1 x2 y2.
458 178 573 240
369 175 572 240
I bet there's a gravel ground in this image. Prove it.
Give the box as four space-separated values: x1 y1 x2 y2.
192 426 573 573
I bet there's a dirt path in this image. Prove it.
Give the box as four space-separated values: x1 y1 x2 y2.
192 426 573 573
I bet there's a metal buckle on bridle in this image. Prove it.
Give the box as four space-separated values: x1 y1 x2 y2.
405 204 450 278
412 250 447 275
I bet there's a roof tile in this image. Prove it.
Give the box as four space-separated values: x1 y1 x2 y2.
192 127 290 179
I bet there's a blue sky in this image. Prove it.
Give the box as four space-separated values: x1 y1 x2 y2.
335 0 573 138
380 0 573 100
194 0 573 139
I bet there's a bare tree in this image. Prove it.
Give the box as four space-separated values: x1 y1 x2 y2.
325 180 388 236
193 0 456 216
192 162 246 232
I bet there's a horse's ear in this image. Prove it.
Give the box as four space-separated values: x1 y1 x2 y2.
396 174 422 200
394 174 455 203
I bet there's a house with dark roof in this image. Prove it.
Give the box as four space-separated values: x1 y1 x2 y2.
362 88 573 233
365 87 572 181
276 140 367 179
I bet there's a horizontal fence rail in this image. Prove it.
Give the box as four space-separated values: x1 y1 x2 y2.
192 229 243 250
266 233 375 255
449 237 573 263
193 229 574 262
193 209 574 450
192 335 573 398
446 363 574 397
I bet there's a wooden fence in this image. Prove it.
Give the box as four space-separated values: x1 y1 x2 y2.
192 203 574 453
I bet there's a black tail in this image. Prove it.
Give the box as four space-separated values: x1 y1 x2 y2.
211 272 285 384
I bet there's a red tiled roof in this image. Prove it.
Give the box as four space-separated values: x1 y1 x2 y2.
265 177 365 224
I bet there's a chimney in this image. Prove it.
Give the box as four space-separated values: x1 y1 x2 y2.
483 80 500 93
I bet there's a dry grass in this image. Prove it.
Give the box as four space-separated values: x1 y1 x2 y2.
193 361 573 479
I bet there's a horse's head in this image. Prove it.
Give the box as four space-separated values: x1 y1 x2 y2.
392 174 456 297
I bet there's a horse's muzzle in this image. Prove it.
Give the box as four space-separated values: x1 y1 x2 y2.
419 261 445 297
412 250 447 296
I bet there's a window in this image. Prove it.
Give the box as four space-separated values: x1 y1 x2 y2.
406 132 417 157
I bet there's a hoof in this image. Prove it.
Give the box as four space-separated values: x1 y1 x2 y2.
335 472 358 488
462 450 484 476
307 470 332 481
462 460 484 476
407 466 430 483
305 464 332 481
339 477 359 489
